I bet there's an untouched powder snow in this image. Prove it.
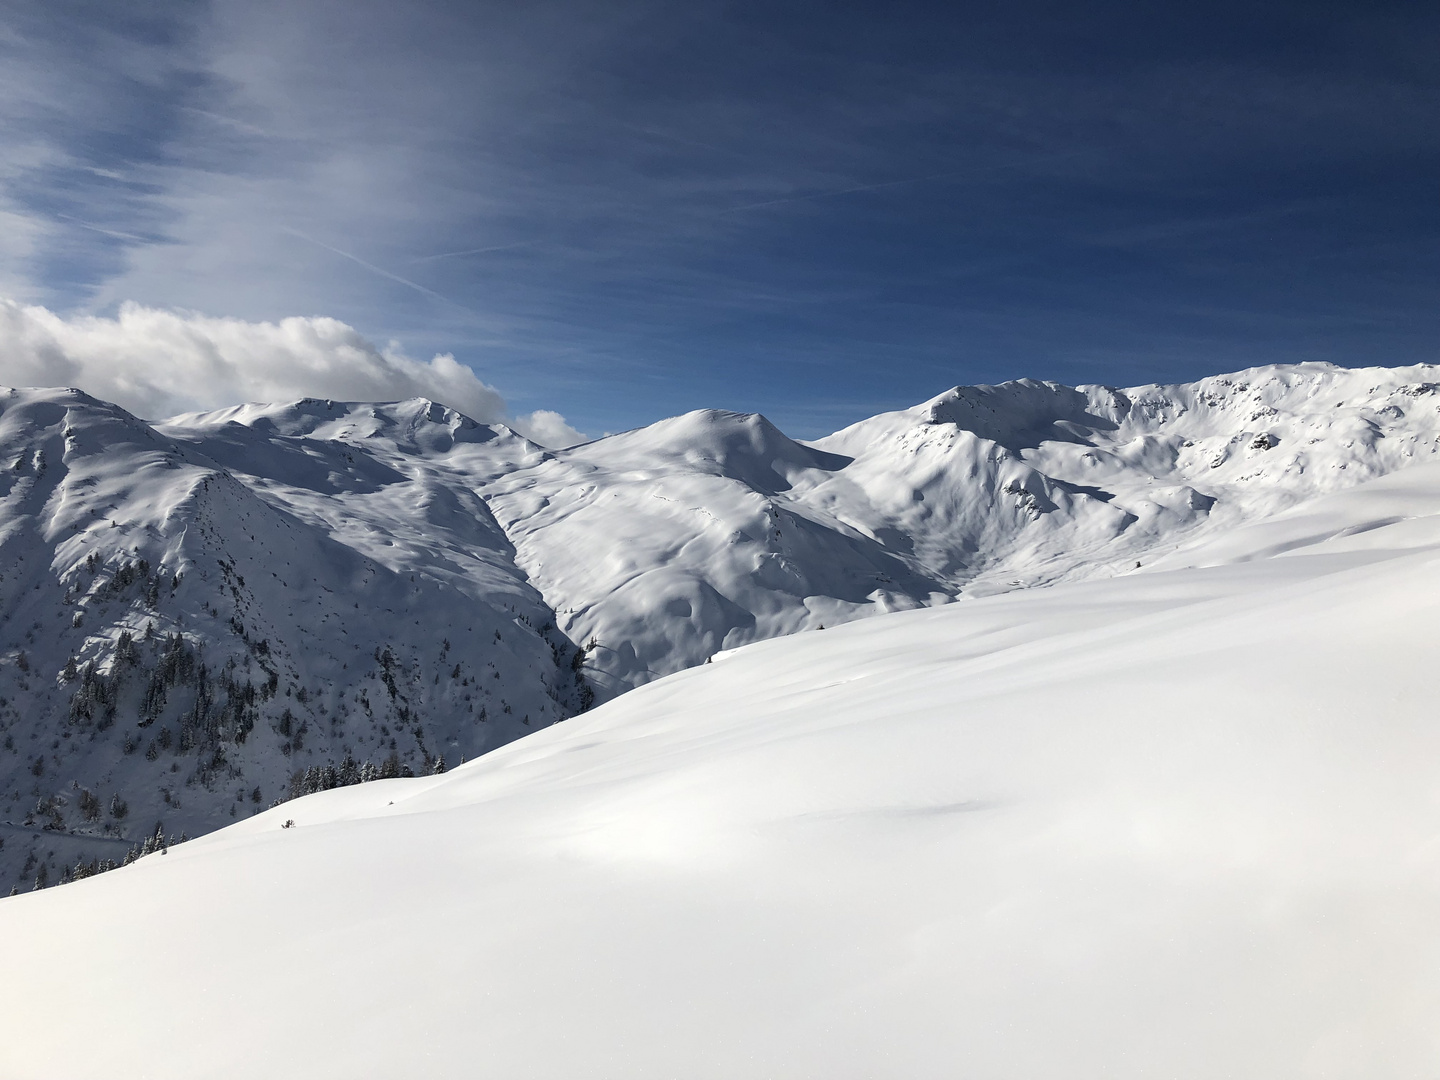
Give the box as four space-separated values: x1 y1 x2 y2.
3 458 1440 1077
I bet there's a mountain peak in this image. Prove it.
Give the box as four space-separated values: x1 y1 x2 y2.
5 363 1440 891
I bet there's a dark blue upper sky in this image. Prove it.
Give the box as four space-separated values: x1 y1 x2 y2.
1 0 1435 436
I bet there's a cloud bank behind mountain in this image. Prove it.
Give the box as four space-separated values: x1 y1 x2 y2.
0 298 586 447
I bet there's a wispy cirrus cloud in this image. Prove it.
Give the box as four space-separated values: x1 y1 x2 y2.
0 1 1434 440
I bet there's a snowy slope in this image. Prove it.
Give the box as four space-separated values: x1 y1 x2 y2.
157 396 546 607
4 362 1440 888
480 409 950 693
487 362 1440 687
806 362 1440 593
0 390 579 888
3 457 1439 1078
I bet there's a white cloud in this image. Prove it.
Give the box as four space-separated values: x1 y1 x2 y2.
511 409 588 449
0 298 586 446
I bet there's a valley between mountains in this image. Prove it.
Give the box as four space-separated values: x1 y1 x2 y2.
1 360 1438 888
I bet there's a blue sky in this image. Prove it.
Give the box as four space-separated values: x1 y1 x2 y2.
0 0 1436 438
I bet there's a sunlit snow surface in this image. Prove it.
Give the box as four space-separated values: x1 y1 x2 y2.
3 458 1439 1078
5 362 1440 887
485 361 1440 688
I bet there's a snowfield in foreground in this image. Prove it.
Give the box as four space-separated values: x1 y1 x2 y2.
3 458 1439 1078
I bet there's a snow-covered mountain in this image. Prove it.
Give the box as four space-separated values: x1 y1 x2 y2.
0 390 583 886
3 361 1440 888
5 433 1440 1078
485 362 1440 688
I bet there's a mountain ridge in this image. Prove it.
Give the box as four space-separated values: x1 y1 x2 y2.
2 361 1439 888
